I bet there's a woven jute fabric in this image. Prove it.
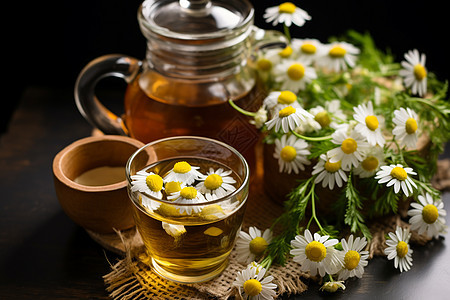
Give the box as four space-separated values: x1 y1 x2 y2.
101 158 450 300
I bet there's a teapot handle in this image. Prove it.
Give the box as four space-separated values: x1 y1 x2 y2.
74 54 142 135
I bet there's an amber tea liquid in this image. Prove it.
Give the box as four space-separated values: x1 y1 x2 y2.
124 73 265 169
130 157 247 283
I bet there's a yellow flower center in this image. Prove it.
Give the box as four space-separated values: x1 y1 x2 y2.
341 138 357 154
314 111 331 128
329 45 347 58
204 174 223 190
305 241 327 262
405 118 418 134
278 106 296 118
344 250 361 270
157 203 184 217
145 174 163 192
277 90 297 105
278 2 296 14
413 64 427 81
279 46 293 58
390 166 407 181
243 279 262 297
287 63 305 81
249 237 269 256
365 115 379 131
396 241 409 258
280 145 297 162
257 58 272 71
324 160 341 173
422 204 439 224
301 43 317 54
180 186 197 199
173 161 191 174
165 181 181 195
361 156 379 172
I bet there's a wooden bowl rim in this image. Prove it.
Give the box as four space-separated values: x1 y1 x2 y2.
53 135 144 192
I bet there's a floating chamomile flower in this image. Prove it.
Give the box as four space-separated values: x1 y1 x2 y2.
164 161 203 185
328 127 369 170
235 226 273 265
291 38 324 64
273 60 317 93
353 146 385 178
317 42 360 72
384 226 413 272
290 229 341 277
263 2 311 27
408 193 447 238
263 90 302 115
265 105 314 133
311 154 348 190
233 263 277 300
164 181 184 197
375 164 417 197
196 168 236 201
167 186 207 215
130 171 164 199
336 235 369 280
399 49 427 96
273 134 311 174
353 101 385 146
392 107 419 149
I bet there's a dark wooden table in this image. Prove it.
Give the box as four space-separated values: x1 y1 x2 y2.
1 86 449 299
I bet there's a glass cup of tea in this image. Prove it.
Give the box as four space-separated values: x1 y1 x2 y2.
126 136 249 283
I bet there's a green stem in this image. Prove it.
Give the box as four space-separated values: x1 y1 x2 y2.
283 24 291 43
228 99 256 117
305 183 324 232
292 130 333 142
259 255 274 270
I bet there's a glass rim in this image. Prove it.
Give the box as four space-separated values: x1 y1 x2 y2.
125 135 249 207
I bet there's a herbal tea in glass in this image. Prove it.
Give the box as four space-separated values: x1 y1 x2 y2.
126 136 249 283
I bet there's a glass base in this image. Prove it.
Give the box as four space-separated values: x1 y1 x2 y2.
150 257 229 284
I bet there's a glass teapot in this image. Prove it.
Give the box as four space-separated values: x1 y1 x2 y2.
75 0 285 166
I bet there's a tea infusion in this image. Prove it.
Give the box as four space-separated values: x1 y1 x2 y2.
129 158 247 282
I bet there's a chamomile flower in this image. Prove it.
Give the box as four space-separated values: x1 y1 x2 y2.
408 193 447 238
375 164 417 197
273 134 311 174
255 48 282 74
319 281 346 293
167 186 207 215
290 229 341 277
163 161 203 185
265 105 314 133
317 42 360 72
353 146 385 178
130 171 164 199
236 227 273 265
311 154 348 190
392 107 419 149
399 49 427 96
263 2 311 27
233 264 277 300
196 168 237 201
263 90 302 115
353 101 385 146
309 100 346 129
336 235 369 280
250 106 268 129
164 181 184 197
384 226 413 272
327 128 369 170
291 38 324 64
273 60 317 93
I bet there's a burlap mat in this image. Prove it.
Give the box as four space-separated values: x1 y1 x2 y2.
97 158 450 299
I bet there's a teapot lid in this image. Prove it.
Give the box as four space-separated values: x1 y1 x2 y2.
139 0 254 40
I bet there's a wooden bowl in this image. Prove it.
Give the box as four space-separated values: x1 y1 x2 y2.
53 135 145 233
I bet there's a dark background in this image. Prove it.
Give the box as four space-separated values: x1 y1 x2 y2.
7 0 449 134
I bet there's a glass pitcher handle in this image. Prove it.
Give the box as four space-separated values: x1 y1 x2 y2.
250 25 288 52
74 54 142 135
